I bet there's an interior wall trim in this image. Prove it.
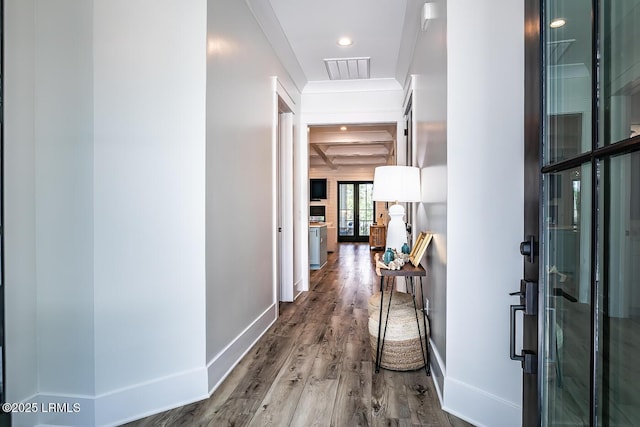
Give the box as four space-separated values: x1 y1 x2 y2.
443 377 521 427
429 338 446 404
206 303 278 393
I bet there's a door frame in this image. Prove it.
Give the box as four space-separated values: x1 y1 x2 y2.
521 0 542 425
272 78 296 303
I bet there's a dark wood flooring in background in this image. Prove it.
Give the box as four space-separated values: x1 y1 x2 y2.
125 243 473 427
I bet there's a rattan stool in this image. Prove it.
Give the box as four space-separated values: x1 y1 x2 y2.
368 303 429 371
367 291 413 316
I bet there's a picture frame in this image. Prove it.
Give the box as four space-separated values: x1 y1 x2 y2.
409 232 425 260
410 232 432 267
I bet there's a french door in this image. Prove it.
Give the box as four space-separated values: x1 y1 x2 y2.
337 181 375 242
521 0 640 425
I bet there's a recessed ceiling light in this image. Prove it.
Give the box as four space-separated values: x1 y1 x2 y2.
550 18 566 28
340 126 347 131
337 37 353 47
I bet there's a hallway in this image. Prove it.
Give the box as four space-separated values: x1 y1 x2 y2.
126 244 472 426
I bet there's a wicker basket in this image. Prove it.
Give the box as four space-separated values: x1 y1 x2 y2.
367 291 414 317
368 304 429 371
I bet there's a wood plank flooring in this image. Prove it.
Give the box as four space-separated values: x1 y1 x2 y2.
124 243 473 427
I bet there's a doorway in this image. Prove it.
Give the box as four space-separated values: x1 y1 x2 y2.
337 181 375 243
275 79 296 304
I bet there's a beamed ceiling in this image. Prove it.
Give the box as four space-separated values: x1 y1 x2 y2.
308 124 397 170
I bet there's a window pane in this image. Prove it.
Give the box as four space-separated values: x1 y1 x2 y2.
599 1 640 146
542 164 592 426
544 0 593 164
597 151 640 425
359 183 374 236
339 184 354 237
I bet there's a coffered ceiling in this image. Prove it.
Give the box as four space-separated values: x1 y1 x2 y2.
309 124 397 170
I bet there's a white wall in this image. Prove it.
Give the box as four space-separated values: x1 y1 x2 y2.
205 0 301 392
34 0 96 399
5 1 210 425
405 0 525 425
6 2 97 425
405 0 449 396
93 1 208 425
4 0 38 408
445 0 524 425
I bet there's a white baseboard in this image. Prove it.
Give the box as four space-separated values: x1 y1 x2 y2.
443 377 521 427
13 366 210 427
206 303 278 393
428 339 446 405
14 304 278 427
95 366 209 426
11 393 94 427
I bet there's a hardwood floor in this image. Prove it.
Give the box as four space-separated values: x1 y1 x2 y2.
125 243 473 427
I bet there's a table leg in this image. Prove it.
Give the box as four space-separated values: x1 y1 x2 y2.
417 277 430 376
375 276 394 373
375 275 384 373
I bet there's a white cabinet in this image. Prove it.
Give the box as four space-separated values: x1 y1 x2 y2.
309 225 327 270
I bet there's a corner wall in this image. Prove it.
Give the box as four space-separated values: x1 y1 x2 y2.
407 0 525 425
4 0 38 407
92 1 208 424
4 1 210 425
446 0 524 425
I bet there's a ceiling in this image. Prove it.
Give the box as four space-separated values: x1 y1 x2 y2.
309 124 397 170
268 0 408 81
247 0 421 85
246 0 421 170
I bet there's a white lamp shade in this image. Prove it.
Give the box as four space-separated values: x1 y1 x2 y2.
372 166 421 202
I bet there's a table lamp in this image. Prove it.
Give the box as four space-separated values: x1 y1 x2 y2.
372 166 421 252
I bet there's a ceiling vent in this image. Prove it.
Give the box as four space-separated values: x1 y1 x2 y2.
324 57 370 80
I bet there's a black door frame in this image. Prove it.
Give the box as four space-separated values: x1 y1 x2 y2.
522 0 542 425
525 0 640 425
337 181 375 243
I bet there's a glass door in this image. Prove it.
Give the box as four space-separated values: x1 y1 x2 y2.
537 0 640 425
338 181 375 242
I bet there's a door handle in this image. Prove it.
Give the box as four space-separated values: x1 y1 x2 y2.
509 281 538 374
510 303 525 363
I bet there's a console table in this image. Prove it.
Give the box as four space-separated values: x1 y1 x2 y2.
374 259 430 376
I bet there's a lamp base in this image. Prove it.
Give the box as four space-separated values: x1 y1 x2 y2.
385 204 407 252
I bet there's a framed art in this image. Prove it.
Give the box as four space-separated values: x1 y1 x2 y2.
409 232 425 260
410 232 432 266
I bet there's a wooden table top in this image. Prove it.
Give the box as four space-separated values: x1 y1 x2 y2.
374 253 426 277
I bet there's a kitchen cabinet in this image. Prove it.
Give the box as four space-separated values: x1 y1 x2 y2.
309 224 328 270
